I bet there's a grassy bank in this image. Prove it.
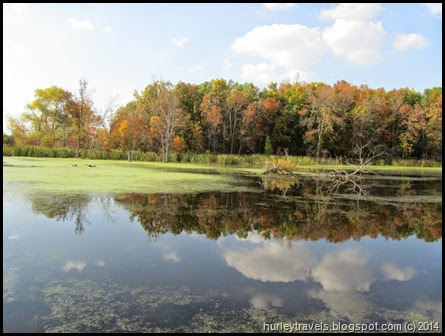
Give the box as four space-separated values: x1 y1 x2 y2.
3 145 442 168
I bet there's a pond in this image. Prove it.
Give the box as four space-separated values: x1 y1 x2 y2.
3 164 442 332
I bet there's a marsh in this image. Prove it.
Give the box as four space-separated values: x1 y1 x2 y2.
3 157 442 332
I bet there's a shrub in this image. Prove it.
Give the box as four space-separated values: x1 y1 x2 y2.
263 157 297 174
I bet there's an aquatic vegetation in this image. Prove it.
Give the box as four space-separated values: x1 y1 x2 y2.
25 275 441 333
3 157 252 194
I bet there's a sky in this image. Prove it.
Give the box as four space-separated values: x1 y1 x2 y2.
3 3 442 132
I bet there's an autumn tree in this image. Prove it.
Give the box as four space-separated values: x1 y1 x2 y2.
424 94 442 159
112 105 146 161
148 82 188 162
23 86 74 147
68 79 97 157
300 84 339 159
7 116 28 146
200 92 222 153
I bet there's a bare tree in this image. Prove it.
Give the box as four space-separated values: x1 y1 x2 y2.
153 88 188 162
325 141 386 196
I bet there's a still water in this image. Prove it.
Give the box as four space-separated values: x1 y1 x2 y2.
3 171 442 332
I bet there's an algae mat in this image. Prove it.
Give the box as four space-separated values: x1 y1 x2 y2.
3 157 254 194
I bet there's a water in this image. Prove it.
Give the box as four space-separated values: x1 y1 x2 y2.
3 171 442 332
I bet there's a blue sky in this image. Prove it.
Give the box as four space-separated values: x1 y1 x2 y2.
3 3 442 130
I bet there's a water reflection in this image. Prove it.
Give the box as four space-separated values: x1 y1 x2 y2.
223 240 316 282
28 187 442 242
4 172 442 332
30 194 92 235
382 263 415 281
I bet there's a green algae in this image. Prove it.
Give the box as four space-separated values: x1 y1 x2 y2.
3 157 254 194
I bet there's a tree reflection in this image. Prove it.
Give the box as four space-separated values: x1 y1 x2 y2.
114 188 442 243
30 194 115 235
28 176 441 242
31 194 92 235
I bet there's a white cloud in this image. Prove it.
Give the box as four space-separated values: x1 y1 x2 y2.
103 26 112 33
240 63 307 85
250 293 284 309
232 4 388 83
322 19 386 64
262 3 296 10
69 18 94 31
240 63 278 85
311 248 375 292
423 3 442 17
382 262 415 281
223 241 316 282
171 36 189 48
320 3 383 21
8 234 20 240
393 33 429 51
163 251 181 263
180 64 205 73
232 24 324 70
63 261 87 272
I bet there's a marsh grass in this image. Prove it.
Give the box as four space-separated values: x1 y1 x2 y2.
3 145 442 168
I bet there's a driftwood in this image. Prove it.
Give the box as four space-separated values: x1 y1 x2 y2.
324 143 386 196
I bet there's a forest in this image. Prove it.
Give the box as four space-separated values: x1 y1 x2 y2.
4 79 442 163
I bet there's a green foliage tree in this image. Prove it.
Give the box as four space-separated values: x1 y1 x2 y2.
264 136 273 155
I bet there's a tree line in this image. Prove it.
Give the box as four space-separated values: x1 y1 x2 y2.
5 79 442 162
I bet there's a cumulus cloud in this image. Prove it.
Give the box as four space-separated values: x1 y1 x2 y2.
320 3 383 21
393 33 429 51
250 293 284 309
311 248 375 292
69 18 94 31
171 36 189 48
382 262 415 281
241 63 307 86
422 3 442 17
223 241 316 282
322 19 385 64
103 26 112 33
262 3 296 11
63 261 87 272
231 4 389 85
232 24 324 70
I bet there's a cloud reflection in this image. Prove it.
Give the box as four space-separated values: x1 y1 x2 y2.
311 248 374 292
223 241 316 282
382 262 415 281
63 261 87 272
163 251 181 263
